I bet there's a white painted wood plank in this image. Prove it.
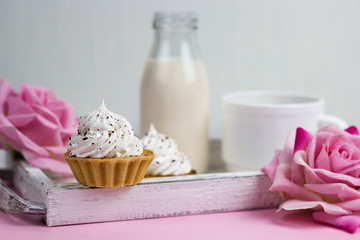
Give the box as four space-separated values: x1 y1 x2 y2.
13 161 51 203
0 178 46 214
45 174 282 226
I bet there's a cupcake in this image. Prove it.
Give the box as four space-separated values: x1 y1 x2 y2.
141 124 195 177
64 102 154 187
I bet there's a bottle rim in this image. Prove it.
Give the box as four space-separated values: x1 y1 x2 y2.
153 11 198 29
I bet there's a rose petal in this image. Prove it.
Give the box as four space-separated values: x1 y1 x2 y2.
313 211 360 233
325 134 354 152
0 116 49 156
290 151 306 186
45 145 69 160
278 129 297 164
280 199 351 215
48 101 78 129
329 150 360 175
268 131 321 200
315 147 331 171
261 150 280 181
6 114 35 128
270 160 322 201
314 168 360 187
294 127 312 153
305 183 360 202
20 83 78 131
24 155 73 176
294 151 325 184
345 126 360 136
0 79 18 114
307 131 332 168
8 114 63 146
7 96 34 115
346 134 360 149
318 125 347 135
20 82 56 106
31 104 64 127
340 164 360 178
338 199 360 211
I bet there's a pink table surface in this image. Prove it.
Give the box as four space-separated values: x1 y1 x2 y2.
1 208 358 240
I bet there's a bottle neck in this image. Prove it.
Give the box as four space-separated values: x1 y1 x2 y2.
149 28 201 61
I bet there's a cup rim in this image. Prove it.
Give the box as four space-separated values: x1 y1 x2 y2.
222 90 324 109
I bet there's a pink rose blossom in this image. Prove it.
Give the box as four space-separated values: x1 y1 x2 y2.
0 79 78 177
262 125 360 233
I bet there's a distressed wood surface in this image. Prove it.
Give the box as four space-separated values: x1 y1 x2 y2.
10 140 283 227
0 178 46 215
13 160 51 204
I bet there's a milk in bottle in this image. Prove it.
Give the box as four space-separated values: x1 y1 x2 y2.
140 12 210 173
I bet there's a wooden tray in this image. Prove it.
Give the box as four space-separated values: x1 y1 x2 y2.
4 141 283 227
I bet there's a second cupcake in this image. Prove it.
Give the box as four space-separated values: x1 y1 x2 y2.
141 124 195 177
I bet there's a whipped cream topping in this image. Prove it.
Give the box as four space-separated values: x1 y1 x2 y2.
141 124 192 176
67 102 143 158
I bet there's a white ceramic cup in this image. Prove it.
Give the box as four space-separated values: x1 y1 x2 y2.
222 91 348 172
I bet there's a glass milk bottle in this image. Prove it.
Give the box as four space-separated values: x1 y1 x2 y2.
140 12 210 173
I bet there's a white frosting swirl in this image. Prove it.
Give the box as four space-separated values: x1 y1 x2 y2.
141 124 192 176
67 102 143 158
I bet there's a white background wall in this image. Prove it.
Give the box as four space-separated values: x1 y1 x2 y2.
1 0 360 139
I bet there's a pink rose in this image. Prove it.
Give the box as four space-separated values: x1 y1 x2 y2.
262 125 360 233
0 79 78 177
